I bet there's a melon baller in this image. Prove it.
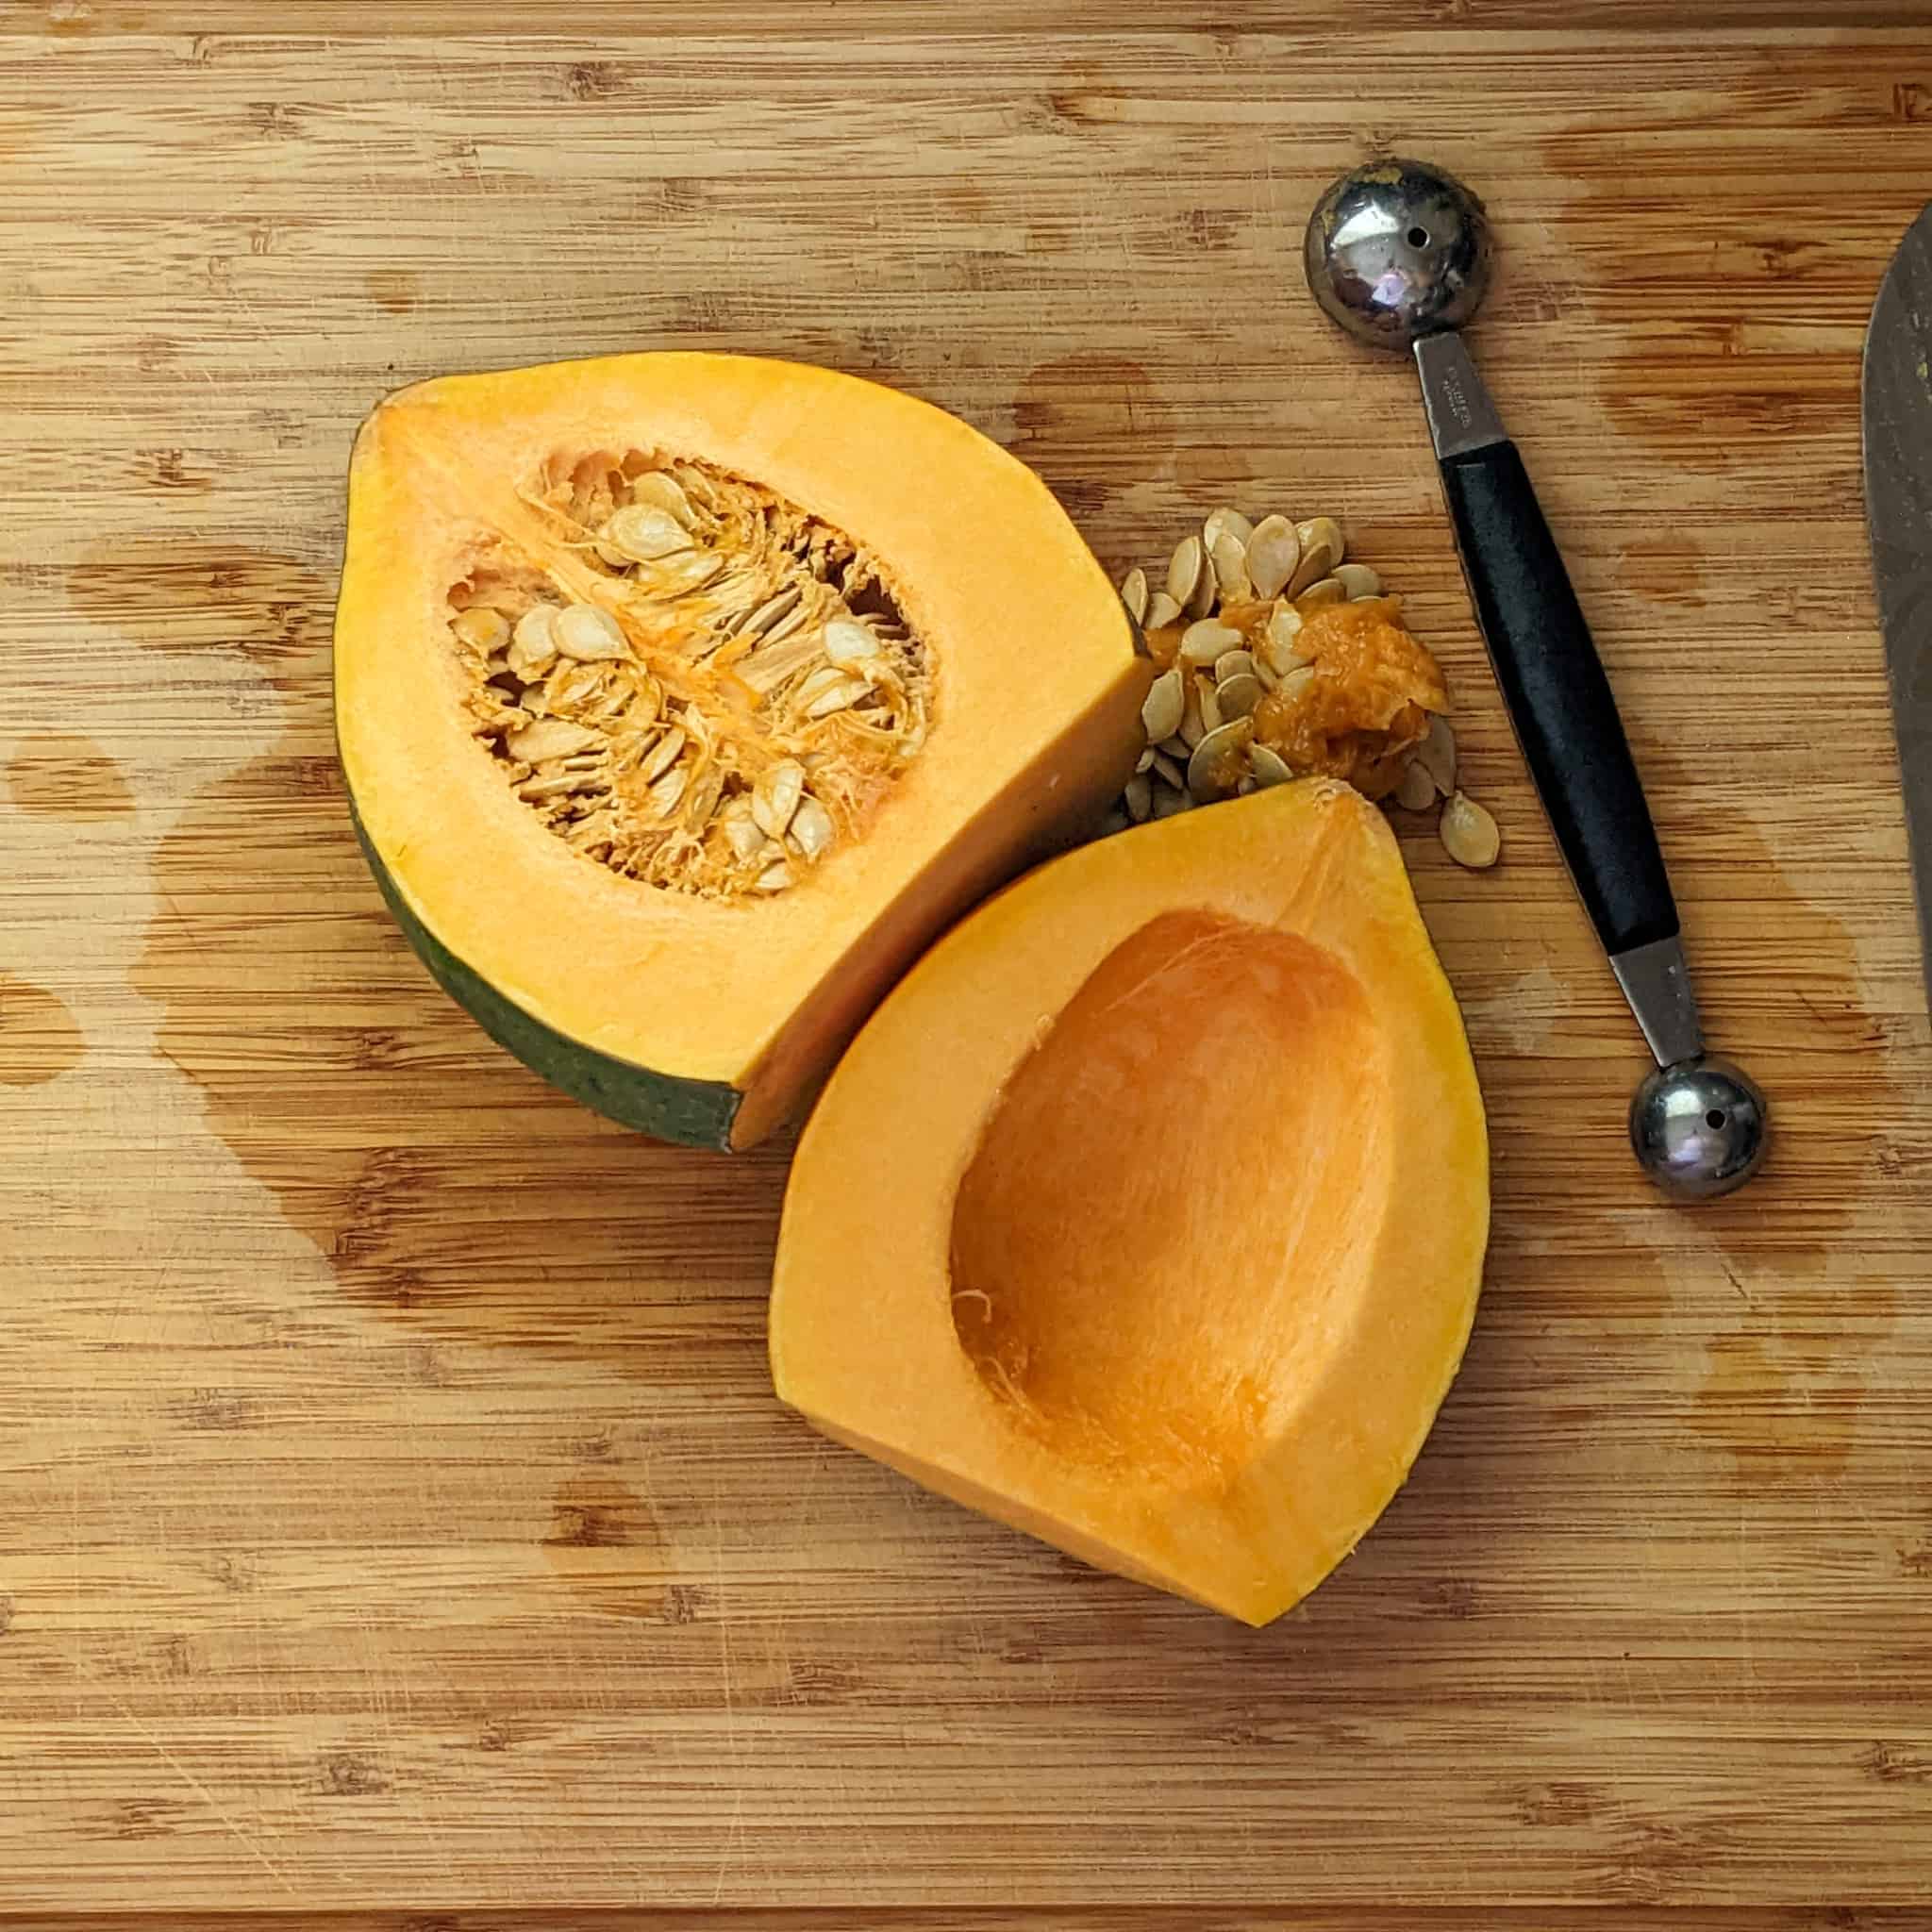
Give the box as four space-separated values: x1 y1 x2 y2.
1304 158 1767 1200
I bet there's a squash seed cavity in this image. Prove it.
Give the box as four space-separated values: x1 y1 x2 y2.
447 448 933 898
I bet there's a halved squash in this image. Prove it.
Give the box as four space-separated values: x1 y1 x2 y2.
770 779 1488 1624
334 353 1147 1148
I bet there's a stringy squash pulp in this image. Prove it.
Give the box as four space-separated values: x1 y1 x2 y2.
335 354 1148 1147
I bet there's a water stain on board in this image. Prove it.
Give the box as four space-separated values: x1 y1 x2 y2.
1011 353 1162 524
542 1474 675 1620
78 541 787 1361
5 732 136 821
0 974 84 1086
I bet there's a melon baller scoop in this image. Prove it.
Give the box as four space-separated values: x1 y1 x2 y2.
1304 158 1767 1201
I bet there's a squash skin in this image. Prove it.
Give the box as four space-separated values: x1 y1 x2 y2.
347 799 741 1148
769 778 1490 1624
333 353 1149 1147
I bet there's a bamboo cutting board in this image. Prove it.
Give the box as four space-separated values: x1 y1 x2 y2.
4 6 1931 1920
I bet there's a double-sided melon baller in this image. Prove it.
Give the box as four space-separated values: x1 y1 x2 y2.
1304 158 1767 1201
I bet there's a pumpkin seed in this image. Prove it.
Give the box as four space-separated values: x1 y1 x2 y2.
1202 506 1255 556
1394 758 1438 811
1141 666 1186 742
1336 562 1382 600
804 674 868 719
724 808 766 861
452 606 510 654
1135 746 1157 774
1213 649 1257 685
1196 677 1224 733
1185 549 1218 620
644 762 690 820
1215 672 1264 720
628 472 694 525
1119 566 1149 625
602 504 691 562
1245 515 1301 599
752 758 807 841
1186 720 1251 803
824 616 877 666
1249 742 1293 788
789 794 834 859
554 603 629 661
684 767 724 831
1417 713 1457 796
1178 678 1208 751
1209 530 1253 604
1288 516 1343 597
741 585 804 637
1179 619 1242 666
505 718 601 763
1237 776 1257 796
1294 576 1346 616
1157 735 1191 763
1440 791 1501 868
755 859 793 892
1124 773 1153 823
1150 750 1185 789
636 724 687 786
1143 591 1183 630
509 605 559 678
1150 783 1192 819
1165 534 1206 609
1277 665 1317 703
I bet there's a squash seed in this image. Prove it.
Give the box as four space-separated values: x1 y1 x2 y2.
1135 746 1157 774
1157 734 1191 763
1196 677 1224 734
1244 515 1301 599
1213 648 1257 685
823 616 877 666
723 808 766 861
1417 713 1457 796
1143 590 1183 630
643 762 690 820
755 859 793 892
1440 790 1501 868
1119 566 1149 625
804 674 868 719
636 724 687 786
627 471 694 525
1124 773 1153 823
453 606 510 654
1209 529 1253 603
506 717 602 762
1202 506 1255 556
1150 783 1191 818
1177 678 1208 751
789 793 835 859
1336 562 1382 600
1184 549 1218 620
554 604 629 661
1249 742 1293 788
1277 664 1317 703
684 767 724 831
1150 749 1185 789
1215 672 1264 720
1288 516 1343 597
1186 720 1252 803
1294 576 1346 617
602 504 691 562
1394 758 1438 811
509 605 559 678
1166 534 1206 609
1178 619 1242 666
741 585 804 637
752 758 807 841
1141 666 1186 742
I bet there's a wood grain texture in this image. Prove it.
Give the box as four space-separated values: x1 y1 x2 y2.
3 6 1931 1917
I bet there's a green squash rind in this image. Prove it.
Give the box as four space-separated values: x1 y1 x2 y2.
346 796 742 1151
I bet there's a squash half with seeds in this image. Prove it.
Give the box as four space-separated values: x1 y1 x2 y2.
334 353 1148 1148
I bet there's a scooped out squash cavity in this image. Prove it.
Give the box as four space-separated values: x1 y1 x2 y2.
770 779 1489 1624
334 352 1148 1148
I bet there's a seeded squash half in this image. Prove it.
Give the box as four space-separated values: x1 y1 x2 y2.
770 779 1488 1624
335 353 1147 1148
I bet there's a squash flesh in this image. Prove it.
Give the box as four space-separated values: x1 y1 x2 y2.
335 354 1147 1144
770 778 1489 1623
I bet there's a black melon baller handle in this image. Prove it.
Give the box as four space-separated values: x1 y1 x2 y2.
1415 330 1700 1068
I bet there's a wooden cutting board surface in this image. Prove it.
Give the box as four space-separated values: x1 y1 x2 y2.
4 5 1931 1919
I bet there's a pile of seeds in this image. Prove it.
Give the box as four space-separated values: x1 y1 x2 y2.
1105 507 1502 869
446 451 932 898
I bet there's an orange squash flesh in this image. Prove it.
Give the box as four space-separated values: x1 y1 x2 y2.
335 353 1148 1147
770 779 1489 1624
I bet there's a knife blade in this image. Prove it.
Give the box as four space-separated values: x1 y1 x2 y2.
1863 199 1932 1018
